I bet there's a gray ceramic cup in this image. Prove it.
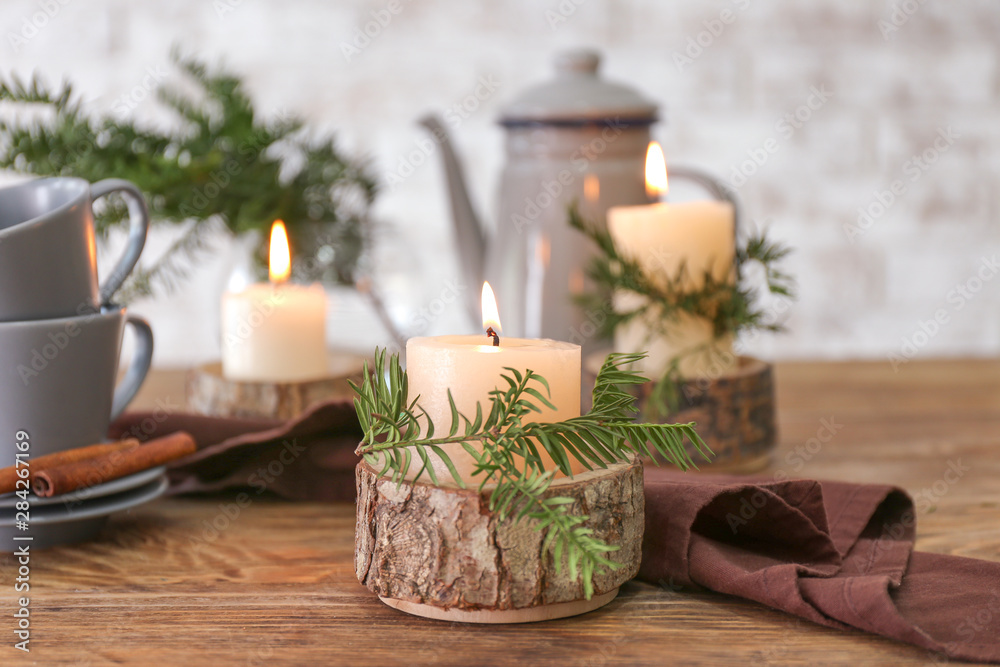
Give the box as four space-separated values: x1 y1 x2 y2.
0 306 153 460
0 177 149 321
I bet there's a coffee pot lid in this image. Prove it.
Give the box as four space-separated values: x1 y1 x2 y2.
499 49 658 127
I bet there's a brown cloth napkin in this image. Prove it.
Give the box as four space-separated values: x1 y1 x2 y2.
109 400 362 502
111 401 999 663
641 469 1000 663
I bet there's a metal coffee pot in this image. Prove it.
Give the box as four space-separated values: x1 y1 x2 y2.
421 49 736 352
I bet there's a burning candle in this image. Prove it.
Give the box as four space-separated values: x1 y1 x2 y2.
607 142 736 379
221 220 328 382
405 282 583 485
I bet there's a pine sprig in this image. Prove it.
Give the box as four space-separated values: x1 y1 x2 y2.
569 206 795 344
0 49 377 300
350 348 712 598
569 205 796 419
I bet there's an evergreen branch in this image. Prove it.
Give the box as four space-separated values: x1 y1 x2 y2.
350 348 712 598
569 206 796 345
0 74 78 112
569 205 796 419
0 50 377 301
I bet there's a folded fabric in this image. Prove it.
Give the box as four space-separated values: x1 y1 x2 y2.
111 402 999 662
641 469 1000 663
110 400 362 503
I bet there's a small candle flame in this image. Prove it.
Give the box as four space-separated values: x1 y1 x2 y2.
645 141 668 200
583 173 600 202
482 281 501 343
269 220 291 283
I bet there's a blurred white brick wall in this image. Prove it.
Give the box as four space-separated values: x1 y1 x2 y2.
2 0 998 367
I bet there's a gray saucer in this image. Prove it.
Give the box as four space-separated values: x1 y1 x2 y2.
0 475 168 551
0 465 166 509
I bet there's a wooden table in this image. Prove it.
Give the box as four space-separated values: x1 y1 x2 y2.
3 360 999 665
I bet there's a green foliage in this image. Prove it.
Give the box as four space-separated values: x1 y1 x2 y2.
569 205 796 419
351 348 712 598
0 49 377 301
569 206 795 344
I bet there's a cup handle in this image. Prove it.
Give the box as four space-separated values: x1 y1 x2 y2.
90 179 150 305
110 315 155 421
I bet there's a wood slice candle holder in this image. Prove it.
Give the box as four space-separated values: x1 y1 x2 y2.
355 455 644 623
585 354 777 473
186 353 367 420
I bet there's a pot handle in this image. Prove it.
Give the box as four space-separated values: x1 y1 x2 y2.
665 165 743 240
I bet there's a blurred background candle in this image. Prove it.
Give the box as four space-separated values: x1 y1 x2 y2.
221 220 328 382
405 282 583 485
607 142 736 379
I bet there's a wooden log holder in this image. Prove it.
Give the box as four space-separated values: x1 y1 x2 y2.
586 354 777 474
185 353 367 420
355 455 644 623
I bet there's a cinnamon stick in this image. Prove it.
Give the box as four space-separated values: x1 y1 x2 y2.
0 439 140 495
31 432 196 498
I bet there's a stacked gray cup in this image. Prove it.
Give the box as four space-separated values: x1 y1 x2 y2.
0 177 153 460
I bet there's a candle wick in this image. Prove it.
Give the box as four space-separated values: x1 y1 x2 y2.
486 327 500 347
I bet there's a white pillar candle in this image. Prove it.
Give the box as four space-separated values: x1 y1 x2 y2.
404 283 583 485
221 283 327 382
606 143 736 379
220 221 328 382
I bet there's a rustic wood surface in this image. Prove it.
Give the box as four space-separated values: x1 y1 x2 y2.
2 359 999 665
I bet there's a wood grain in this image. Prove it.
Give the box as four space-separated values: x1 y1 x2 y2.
356 457 643 615
1 359 998 666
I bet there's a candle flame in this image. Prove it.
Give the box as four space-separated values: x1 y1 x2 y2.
481 281 501 334
269 220 291 283
536 234 551 270
583 173 600 202
645 141 668 199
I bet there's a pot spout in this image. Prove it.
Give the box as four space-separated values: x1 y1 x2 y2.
419 114 486 321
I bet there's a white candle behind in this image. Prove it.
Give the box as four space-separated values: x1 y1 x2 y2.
606 143 737 379
608 201 735 292
220 220 328 382
222 282 327 382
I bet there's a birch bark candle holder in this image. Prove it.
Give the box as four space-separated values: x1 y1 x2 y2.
352 332 643 622
355 454 644 623
353 286 705 623
585 353 777 473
